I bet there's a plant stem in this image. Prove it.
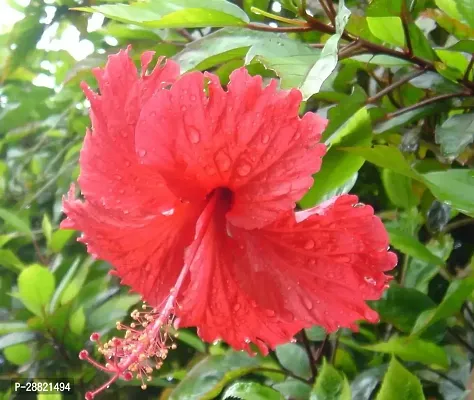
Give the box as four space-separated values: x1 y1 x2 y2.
443 218 474 233
401 0 413 57
385 92 472 120
176 29 194 42
367 69 425 104
251 7 307 26
253 368 310 384
246 23 313 33
318 0 335 25
464 54 474 81
300 330 318 380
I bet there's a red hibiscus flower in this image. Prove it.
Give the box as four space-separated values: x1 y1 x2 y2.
62 47 396 398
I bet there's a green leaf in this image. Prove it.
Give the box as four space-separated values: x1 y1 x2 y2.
275 343 311 379
273 378 311 400
421 169 474 217
41 214 52 246
435 112 474 158
0 249 25 272
350 54 412 66
223 382 283 400
60 257 91 305
300 107 371 207
69 306 86 335
0 332 35 349
412 277 474 335
169 351 262 400
305 326 327 341
310 359 351 400
351 366 387 400
88 294 141 332
363 336 449 369
340 146 421 180
3 343 32 365
371 284 445 340
374 104 440 133
376 357 425 400
404 236 453 293
424 9 474 40
367 17 405 47
0 321 29 335
17 264 55 317
382 169 418 209
407 23 438 61
174 28 316 72
300 1 351 99
279 0 299 13
387 228 445 264
49 229 75 253
455 0 474 28
436 0 463 20
243 0 270 21
446 39 474 53
77 0 249 28
0 207 32 238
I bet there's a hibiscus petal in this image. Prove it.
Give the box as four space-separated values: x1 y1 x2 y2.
79 47 180 215
135 67 327 228
61 185 203 307
177 193 304 353
227 194 397 332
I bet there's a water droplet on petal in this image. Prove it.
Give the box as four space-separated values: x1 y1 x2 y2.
233 304 241 312
181 105 187 112
353 202 364 208
303 297 313 310
261 134 270 144
125 160 131 167
304 239 315 250
215 151 231 172
244 337 251 344
265 309 275 317
290 338 297 343
237 162 251 177
187 127 200 144
162 209 175 216
138 149 147 157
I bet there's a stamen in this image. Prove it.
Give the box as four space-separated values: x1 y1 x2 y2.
78 194 220 399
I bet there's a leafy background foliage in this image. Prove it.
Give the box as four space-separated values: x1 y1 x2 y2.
0 0 474 399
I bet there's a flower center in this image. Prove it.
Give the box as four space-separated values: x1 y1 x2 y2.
209 186 234 213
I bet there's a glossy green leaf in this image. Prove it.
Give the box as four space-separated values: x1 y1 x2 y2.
169 351 262 400
275 343 311 379
435 112 474 158
363 336 449 369
0 249 25 272
367 17 405 47
455 0 474 28
446 39 474 53
69 306 86 335
300 0 351 99
174 28 316 72
0 321 29 335
4 343 32 365
374 104 440 134
351 366 387 400
17 264 55 317
0 207 32 238
382 169 418 208
0 332 35 349
273 378 311 400
436 0 463 20
300 107 371 207
340 146 422 180
424 9 474 39
310 359 351 400
60 257 91 305
223 381 283 400
387 228 445 264
305 326 327 342
49 229 75 253
88 294 141 332
376 357 425 400
41 214 52 246
422 169 474 217
412 277 474 335
243 0 270 21
76 0 249 28
371 284 446 340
